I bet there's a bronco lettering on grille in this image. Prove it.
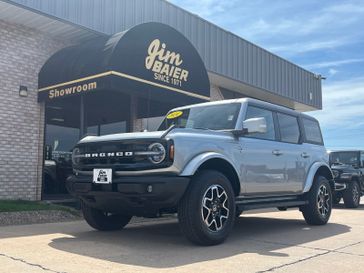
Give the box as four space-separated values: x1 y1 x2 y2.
83 152 134 158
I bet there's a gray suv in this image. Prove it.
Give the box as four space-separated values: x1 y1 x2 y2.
68 98 334 245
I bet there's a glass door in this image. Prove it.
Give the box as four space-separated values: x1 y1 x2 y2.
43 90 131 199
44 96 81 198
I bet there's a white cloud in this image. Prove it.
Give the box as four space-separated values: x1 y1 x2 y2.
268 40 348 55
328 68 338 76
310 77 364 129
304 58 364 69
326 2 364 13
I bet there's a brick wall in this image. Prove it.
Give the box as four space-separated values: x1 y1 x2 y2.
0 19 70 200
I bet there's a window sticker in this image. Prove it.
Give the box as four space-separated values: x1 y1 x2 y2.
166 111 183 119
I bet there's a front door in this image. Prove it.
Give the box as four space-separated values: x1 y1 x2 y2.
240 105 287 195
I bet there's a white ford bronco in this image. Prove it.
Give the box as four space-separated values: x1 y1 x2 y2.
68 98 334 245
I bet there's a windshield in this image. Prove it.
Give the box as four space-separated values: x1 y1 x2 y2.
158 103 241 131
330 152 359 166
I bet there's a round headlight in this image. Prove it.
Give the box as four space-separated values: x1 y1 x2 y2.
72 147 81 165
148 143 166 164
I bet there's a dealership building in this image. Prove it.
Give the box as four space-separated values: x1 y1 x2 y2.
0 0 322 200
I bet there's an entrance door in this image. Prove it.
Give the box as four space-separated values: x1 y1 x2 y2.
44 96 81 198
43 91 131 199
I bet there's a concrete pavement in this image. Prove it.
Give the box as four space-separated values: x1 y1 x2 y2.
0 202 363 273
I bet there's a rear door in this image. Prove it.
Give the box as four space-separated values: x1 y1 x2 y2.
276 112 307 192
301 117 326 189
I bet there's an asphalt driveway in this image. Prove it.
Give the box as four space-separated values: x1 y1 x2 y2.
0 202 363 273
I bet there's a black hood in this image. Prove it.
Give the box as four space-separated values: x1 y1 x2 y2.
331 164 355 173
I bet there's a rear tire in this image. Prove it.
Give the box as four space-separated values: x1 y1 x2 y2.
178 170 236 246
343 181 361 208
302 176 332 225
81 201 132 231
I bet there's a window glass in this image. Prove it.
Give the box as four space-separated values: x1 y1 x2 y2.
303 118 323 144
245 106 275 140
330 152 359 166
141 116 164 131
159 103 240 131
100 121 127 135
277 113 300 144
45 124 79 155
360 151 364 167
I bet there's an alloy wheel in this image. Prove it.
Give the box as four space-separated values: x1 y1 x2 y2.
201 184 230 232
317 185 330 217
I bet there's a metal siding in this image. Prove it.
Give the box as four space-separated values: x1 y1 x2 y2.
6 0 321 109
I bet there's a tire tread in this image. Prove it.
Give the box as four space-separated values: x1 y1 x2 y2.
302 176 332 225
178 170 235 245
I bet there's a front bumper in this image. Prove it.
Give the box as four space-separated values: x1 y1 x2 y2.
66 174 190 216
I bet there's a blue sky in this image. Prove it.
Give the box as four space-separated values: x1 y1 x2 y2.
169 0 364 150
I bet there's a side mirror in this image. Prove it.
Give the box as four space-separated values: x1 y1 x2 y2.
243 117 267 134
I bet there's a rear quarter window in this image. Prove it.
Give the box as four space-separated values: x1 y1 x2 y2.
302 118 323 145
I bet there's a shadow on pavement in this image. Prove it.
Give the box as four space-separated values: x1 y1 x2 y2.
333 203 364 210
44 215 350 268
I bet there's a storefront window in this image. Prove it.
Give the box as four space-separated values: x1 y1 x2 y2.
43 91 131 198
46 124 80 154
100 121 127 135
140 117 164 131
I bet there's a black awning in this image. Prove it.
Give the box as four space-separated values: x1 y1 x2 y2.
38 22 210 104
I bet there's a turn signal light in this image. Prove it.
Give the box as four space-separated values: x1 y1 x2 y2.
169 144 175 161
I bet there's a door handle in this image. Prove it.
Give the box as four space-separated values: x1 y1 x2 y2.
272 150 283 156
301 152 310 158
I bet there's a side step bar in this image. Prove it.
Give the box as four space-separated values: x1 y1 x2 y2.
235 196 308 211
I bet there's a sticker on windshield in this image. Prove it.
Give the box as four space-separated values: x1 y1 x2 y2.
166 111 183 119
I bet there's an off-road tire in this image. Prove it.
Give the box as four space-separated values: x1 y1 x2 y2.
302 176 332 225
81 201 132 231
343 180 361 208
178 170 236 246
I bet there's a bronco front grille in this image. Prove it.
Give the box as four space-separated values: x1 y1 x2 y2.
75 139 172 171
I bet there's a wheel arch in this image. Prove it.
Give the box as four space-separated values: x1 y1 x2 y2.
303 162 334 193
180 153 241 196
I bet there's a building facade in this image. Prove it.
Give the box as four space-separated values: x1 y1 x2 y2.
0 0 322 200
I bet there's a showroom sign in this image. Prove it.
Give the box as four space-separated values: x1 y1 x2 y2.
48 82 97 99
38 22 210 102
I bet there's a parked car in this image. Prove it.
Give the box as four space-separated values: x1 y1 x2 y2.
330 150 364 208
67 98 334 245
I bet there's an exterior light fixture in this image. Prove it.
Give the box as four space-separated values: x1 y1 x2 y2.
19 85 28 97
313 74 326 80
